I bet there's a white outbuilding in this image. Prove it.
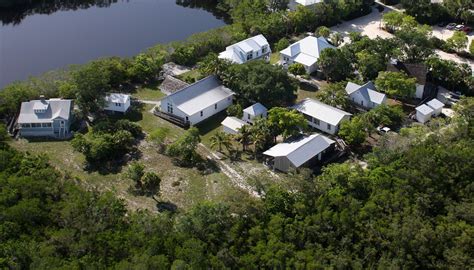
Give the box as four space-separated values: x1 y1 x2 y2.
426 98 444 116
415 104 434 123
221 116 248 135
263 133 335 172
242 103 267 123
104 93 131 113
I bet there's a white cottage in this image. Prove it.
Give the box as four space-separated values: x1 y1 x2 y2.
345 81 387 109
280 36 335 74
104 93 131 113
242 103 267 123
221 116 248 135
293 98 351 135
219 34 271 64
415 104 434 123
17 97 73 138
426 98 444 116
159 76 234 126
263 133 335 172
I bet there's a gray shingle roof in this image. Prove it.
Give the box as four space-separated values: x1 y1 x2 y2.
345 81 386 105
159 75 189 95
18 98 73 124
243 103 267 116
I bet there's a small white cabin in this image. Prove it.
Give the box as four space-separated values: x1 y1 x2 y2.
426 98 444 116
221 116 248 135
104 93 131 113
415 104 434 123
242 103 267 123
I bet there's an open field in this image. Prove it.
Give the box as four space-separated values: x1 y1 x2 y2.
9 104 286 212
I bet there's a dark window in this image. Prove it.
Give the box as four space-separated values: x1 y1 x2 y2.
215 104 217 110
186 116 189 121
314 118 320 125
248 114 251 120
327 124 331 130
200 111 203 117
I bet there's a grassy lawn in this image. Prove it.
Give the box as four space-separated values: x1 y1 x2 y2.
296 82 320 102
196 111 227 147
177 69 203 84
9 104 251 212
270 52 280 65
132 86 165 101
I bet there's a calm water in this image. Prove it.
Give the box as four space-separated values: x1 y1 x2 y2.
0 0 225 88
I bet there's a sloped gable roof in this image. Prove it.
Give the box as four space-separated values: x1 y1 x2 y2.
293 98 351 126
166 75 234 116
280 36 335 66
264 133 335 167
105 93 130 104
416 104 434 115
221 116 247 132
426 98 444 110
18 98 72 124
346 81 386 105
219 34 270 64
159 75 189 95
387 60 428 85
243 103 267 116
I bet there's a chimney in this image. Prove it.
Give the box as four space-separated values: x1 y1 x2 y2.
39 95 45 101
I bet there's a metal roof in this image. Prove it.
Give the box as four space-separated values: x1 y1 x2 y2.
105 93 130 104
219 34 270 64
416 104 434 115
426 98 444 110
243 102 267 116
345 81 386 105
166 75 234 116
221 117 247 132
295 0 323 5
263 133 335 167
280 36 335 64
18 98 73 124
293 98 351 126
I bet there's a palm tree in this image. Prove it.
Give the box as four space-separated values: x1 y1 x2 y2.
210 131 233 153
235 125 252 152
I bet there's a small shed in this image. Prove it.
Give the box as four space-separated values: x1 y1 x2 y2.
426 98 444 116
242 103 267 123
263 133 335 172
415 104 434 123
221 116 248 135
104 93 131 113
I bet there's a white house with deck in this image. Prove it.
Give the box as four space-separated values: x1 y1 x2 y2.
263 133 335 172
280 36 335 74
293 98 351 135
17 97 73 138
219 34 271 64
104 93 131 113
159 75 234 126
221 116 248 135
345 81 387 109
242 103 267 123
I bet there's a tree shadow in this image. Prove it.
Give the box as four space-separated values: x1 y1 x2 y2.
156 201 178 213
196 157 221 175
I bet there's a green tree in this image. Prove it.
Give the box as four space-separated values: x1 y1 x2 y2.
317 48 353 81
148 127 170 153
315 26 331 38
395 25 434 63
356 50 385 81
329 32 344 47
210 131 233 153
73 61 111 115
267 107 306 140
274 38 290 52
446 31 468 52
220 61 297 107
315 82 349 110
0 83 38 115
288 63 306 76
198 53 230 77
338 116 369 146
226 103 243 118
382 11 406 31
166 127 201 166
266 0 289 11
235 124 252 151
126 162 145 184
127 53 161 83
141 172 161 197
364 104 405 128
470 40 474 55
375 71 417 99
